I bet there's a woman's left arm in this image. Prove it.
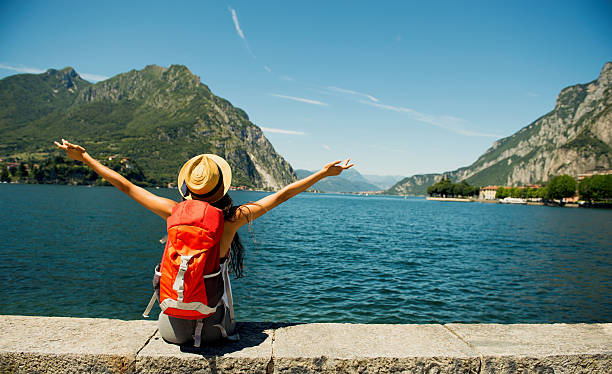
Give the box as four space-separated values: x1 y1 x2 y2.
54 139 177 219
229 159 354 227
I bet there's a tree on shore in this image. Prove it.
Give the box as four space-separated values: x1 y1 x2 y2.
0 167 9 182
545 175 577 200
427 177 478 198
495 186 544 199
0 154 154 186
579 174 612 201
17 163 28 180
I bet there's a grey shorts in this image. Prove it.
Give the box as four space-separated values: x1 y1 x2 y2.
158 306 227 345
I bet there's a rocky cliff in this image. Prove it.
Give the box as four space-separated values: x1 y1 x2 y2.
388 62 612 194
0 65 296 188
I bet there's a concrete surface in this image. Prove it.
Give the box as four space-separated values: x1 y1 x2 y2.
272 323 479 373
0 315 157 374
136 322 275 373
446 323 612 373
1 315 610 373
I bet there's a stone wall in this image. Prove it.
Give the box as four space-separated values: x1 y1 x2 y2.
1 315 610 373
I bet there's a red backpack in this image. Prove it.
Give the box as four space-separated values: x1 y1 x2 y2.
144 200 224 321
143 200 238 345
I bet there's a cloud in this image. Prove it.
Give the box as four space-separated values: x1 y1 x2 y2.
280 75 294 81
228 6 256 58
359 100 499 138
0 64 44 74
527 92 540 97
270 93 328 106
260 127 306 135
322 144 331 151
264 65 271 73
325 86 379 102
81 72 109 82
229 7 245 39
359 100 416 114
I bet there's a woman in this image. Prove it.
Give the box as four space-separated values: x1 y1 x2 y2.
54 139 353 344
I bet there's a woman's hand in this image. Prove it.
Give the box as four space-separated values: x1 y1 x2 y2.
322 159 354 177
54 139 87 162
228 158 355 228
53 138 177 219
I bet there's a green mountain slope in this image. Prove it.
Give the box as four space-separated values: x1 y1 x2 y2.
387 173 446 196
0 65 296 188
387 62 612 194
0 68 91 147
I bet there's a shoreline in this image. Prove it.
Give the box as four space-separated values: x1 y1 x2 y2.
3 183 610 208
425 196 609 208
426 197 473 202
1 315 610 373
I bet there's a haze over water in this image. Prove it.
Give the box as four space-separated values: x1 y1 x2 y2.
1 184 610 323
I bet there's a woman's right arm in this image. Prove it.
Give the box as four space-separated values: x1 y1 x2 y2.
54 139 177 219
229 159 353 228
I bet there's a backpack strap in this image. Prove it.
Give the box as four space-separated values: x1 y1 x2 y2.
214 258 239 341
193 319 204 348
142 292 158 318
214 322 228 338
221 258 236 327
159 298 222 315
203 269 221 278
173 255 193 302
142 264 162 318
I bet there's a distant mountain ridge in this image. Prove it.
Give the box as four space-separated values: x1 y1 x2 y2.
388 62 612 195
0 65 296 188
361 174 405 190
295 168 385 192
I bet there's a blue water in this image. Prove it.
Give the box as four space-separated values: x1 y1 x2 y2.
1 184 610 323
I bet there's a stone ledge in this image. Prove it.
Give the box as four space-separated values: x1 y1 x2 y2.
446 323 612 373
272 323 479 373
1 315 610 373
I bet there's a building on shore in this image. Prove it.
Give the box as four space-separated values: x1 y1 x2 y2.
478 184 542 200
479 186 498 200
578 168 612 180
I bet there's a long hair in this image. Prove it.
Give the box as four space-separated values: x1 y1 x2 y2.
211 194 246 279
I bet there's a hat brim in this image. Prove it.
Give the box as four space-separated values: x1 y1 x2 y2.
177 154 232 203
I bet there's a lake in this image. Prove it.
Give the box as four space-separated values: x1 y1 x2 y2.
1 184 610 323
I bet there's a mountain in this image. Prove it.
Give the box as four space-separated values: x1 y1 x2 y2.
295 168 380 192
388 62 612 195
387 174 444 196
337 168 380 187
0 65 296 188
361 174 405 190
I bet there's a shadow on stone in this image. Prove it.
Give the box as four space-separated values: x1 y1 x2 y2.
178 321 302 356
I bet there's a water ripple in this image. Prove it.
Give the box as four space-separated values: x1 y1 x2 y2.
1 186 611 323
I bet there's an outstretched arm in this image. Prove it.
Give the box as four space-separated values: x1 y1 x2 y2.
54 139 177 219
230 159 354 227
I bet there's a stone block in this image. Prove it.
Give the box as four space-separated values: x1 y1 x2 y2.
0 315 157 374
135 321 275 373
446 323 612 373
2 316 609 373
272 323 479 373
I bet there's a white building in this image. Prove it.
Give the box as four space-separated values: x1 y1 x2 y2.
479 186 498 200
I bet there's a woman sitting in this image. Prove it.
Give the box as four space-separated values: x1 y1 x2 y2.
55 139 353 345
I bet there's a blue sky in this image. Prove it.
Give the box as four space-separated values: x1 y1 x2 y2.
1 1 610 177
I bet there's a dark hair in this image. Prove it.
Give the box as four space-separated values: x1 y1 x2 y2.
210 194 246 279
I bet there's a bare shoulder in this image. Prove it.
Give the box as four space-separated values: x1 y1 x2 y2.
230 202 266 227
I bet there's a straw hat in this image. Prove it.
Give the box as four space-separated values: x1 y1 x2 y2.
177 154 232 203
